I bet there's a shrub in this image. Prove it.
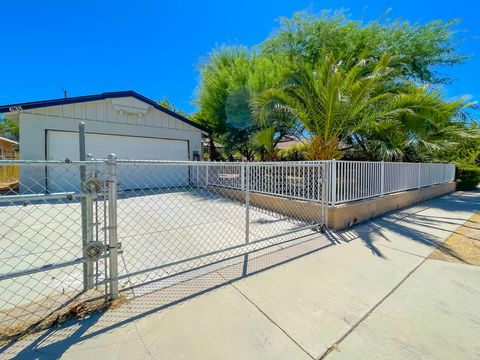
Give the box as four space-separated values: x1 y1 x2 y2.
455 164 480 191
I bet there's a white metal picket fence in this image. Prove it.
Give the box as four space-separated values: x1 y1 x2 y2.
202 161 325 202
205 160 455 205
331 160 455 204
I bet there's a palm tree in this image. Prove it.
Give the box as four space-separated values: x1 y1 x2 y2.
253 53 399 159
352 84 475 161
253 52 474 160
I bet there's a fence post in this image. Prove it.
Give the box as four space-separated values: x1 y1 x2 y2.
244 162 250 243
107 154 119 300
205 164 209 187
418 162 421 189
321 161 329 228
243 162 250 276
79 122 94 290
380 161 385 197
241 162 245 191
331 159 337 206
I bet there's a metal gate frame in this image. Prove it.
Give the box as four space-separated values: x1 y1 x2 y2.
103 157 330 296
0 160 110 291
78 123 119 300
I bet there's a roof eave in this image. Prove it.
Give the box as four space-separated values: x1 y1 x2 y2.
0 136 18 145
0 91 208 133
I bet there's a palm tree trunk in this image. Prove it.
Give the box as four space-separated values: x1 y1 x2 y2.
308 136 341 160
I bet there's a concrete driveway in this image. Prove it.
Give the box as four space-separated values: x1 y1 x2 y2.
0 187 318 328
2 190 479 359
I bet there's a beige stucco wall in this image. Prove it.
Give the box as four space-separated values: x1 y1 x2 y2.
209 182 456 230
328 182 456 229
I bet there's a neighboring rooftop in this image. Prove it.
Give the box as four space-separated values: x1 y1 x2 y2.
0 136 18 145
277 135 306 149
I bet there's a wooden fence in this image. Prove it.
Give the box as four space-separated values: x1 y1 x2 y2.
0 163 20 190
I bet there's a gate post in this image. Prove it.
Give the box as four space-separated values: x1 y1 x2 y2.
107 154 119 300
79 122 94 290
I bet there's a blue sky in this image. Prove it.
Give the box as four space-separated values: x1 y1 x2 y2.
1 0 479 116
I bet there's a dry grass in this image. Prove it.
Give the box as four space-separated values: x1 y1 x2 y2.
0 295 127 345
429 213 480 266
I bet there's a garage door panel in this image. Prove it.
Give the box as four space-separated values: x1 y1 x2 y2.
117 164 190 190
47 131 189 192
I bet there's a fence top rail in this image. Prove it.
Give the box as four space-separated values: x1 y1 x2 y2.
113 159 453 167
334 160 454 166
113 159 331 166
0 159 103 166
0 158 454 167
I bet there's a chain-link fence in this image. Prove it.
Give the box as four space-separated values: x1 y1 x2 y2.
0 159 113 339
0 158 329 339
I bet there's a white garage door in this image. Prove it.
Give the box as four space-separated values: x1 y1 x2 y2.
47 131 189 192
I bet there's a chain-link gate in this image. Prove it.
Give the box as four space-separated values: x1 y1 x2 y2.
110 159 329 296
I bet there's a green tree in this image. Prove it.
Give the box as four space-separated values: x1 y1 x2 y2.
195 47 298 160
0 116 19 142
157 96 191 119
194 47 243 160
260 10 467 84
278 143 308 161
422 121 480 165
195 9 474 162
253 53 392 159
350 86 475 161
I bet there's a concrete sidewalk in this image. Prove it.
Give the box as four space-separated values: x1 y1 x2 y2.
2 191 479 360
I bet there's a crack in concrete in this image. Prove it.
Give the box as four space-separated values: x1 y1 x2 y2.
216 271 316 360
134 322 157 360
318 257 428 359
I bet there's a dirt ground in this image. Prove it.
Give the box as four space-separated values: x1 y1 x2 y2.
429 212 480 266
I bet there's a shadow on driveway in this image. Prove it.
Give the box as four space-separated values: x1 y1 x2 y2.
1 231 334 359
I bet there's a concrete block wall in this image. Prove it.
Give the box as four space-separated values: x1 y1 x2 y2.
328 182 456 229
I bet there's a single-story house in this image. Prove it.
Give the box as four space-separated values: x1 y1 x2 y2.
0 136 18 159
0 91 207 193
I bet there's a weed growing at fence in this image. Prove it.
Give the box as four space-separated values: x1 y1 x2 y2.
0 295 127 345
